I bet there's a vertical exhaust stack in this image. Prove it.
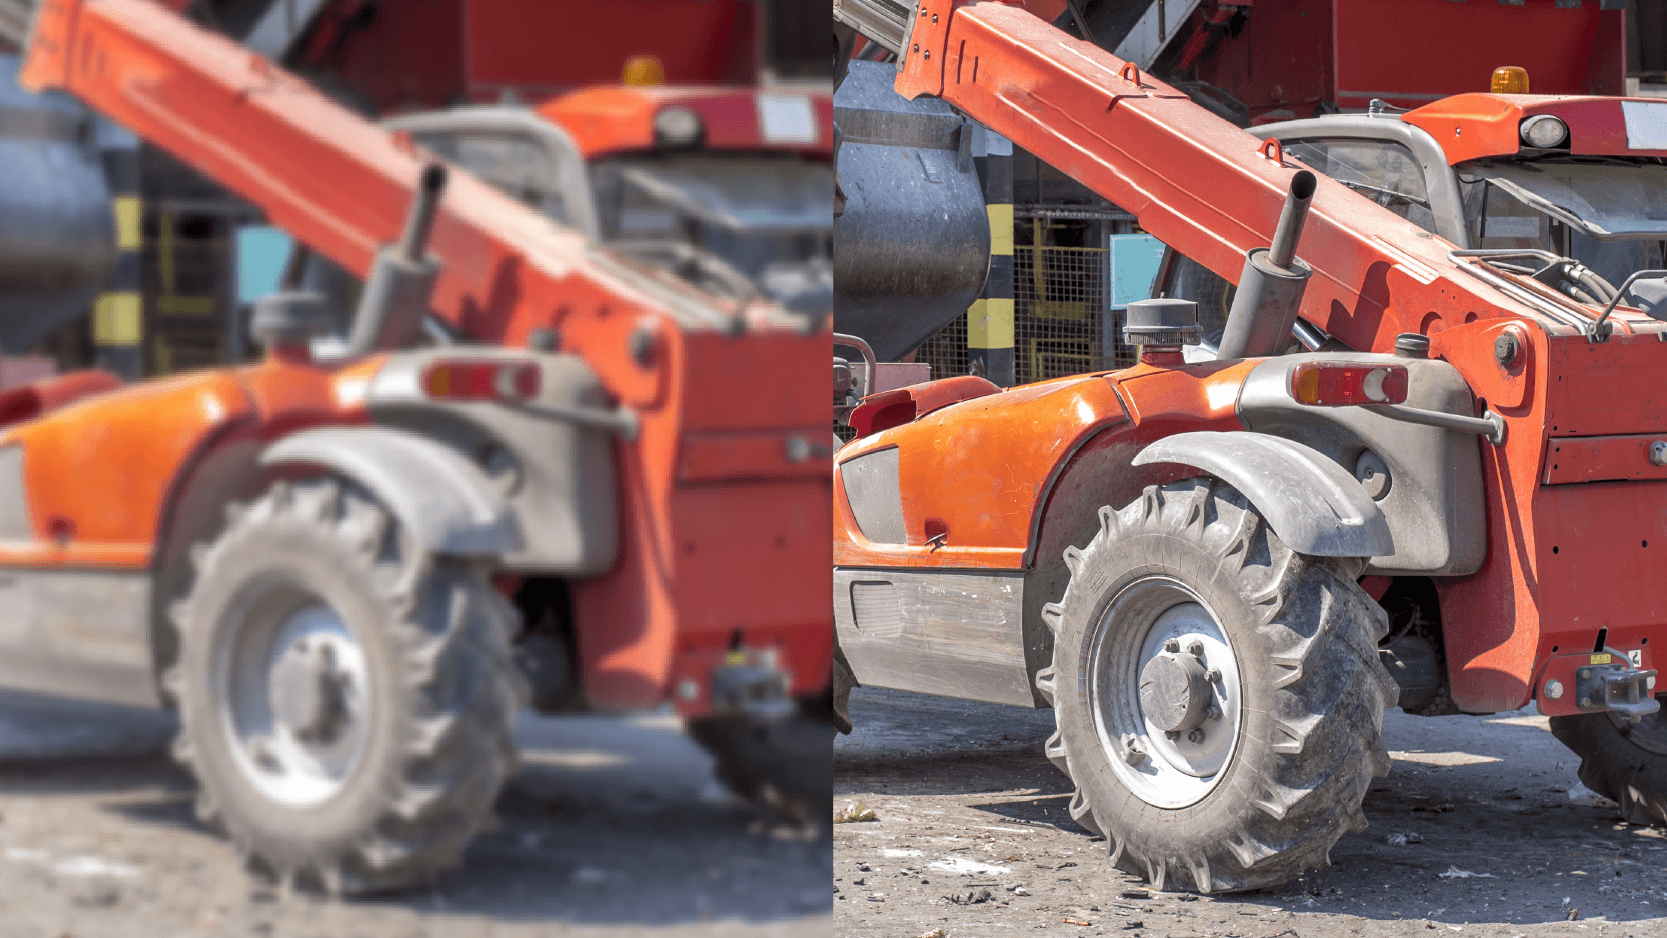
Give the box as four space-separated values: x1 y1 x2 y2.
341 162 447 358
1215 170 1317 360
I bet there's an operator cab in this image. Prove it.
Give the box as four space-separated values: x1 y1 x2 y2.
296 78 832 336
1158 67 1667 356
407 81 832 319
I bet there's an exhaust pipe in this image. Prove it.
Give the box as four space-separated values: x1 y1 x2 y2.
341 163 448 358
1215 170 1317 360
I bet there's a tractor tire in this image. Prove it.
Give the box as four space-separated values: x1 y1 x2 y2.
1038 477 1398 893
831 641 857 735
1550 701 1667 826
166 477 523 895
688 703 834 829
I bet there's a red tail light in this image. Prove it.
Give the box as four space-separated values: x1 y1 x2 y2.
1290 362 1408 406
421 360 541 403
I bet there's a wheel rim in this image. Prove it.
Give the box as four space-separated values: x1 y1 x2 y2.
1088 576 1244 809
215 578 372 808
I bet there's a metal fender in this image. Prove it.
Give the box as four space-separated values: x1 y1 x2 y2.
261 427 523 556
1132 431 1394 558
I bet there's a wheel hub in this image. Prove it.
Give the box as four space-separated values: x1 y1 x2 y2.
1139 647 1211 735
218 598 372 808
269 639 350 743
1088 581 1244 809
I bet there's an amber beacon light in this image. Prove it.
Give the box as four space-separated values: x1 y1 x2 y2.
1491 65 1530 94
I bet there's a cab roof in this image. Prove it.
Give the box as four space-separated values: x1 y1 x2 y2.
537 86 833 160
1403 93 1667 164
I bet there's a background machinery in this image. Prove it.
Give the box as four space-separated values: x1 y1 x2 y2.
833 0 1666 392
833 0 1667 894
0 0 830 380
0 0 833 893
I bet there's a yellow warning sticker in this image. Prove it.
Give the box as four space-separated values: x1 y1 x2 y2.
1590 653 1613 665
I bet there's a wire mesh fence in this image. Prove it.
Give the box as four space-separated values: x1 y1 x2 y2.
1015 243 1107 385
911 244 1138 384
912 309 969 385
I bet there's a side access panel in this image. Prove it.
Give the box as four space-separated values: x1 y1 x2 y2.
0 570 153 707
834 567 1034 707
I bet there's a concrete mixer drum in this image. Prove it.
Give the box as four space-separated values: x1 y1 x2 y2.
833 59 989 362
0 54 115 353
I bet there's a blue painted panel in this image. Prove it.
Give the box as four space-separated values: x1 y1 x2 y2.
1108 234 1166 308
236 226 294 305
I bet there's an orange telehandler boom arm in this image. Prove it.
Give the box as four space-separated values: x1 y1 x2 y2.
894 2 1588 347
20 0 832 711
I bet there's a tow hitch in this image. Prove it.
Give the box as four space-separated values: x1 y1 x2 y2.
710 650 795 725
1541 651 1661 723
1575 662 1661 723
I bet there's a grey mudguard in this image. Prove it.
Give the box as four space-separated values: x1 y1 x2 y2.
1132 431 1394 558
261 427 523 557
364 349 619 575
1236 353 1487 576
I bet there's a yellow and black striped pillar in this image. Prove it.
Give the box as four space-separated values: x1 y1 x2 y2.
94 139 143 379
968 129 1014 387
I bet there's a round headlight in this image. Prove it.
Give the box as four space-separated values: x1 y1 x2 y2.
1521 114 1569 149
654 106 703 147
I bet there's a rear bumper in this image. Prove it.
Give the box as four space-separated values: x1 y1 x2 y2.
1444 477 1667 714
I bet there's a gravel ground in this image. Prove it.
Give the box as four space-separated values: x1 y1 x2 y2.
0 690 830 937
834 686 1667 938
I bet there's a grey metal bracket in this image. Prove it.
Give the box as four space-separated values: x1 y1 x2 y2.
1364 402 1506 446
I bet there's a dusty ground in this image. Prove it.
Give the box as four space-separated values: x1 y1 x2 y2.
0 690 830 937
834 686 1667 938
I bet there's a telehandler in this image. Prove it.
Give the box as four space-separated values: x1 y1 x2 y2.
834 0 1667 893
0 0 833 894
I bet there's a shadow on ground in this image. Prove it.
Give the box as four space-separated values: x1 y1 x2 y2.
0 690 828 936
835 686 1667 937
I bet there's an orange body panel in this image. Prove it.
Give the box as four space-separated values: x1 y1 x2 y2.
1402 93 1667 164
834 359 1259 571
538 85 834 159
0 357 371 567
4 371 253 564
20 0 832 714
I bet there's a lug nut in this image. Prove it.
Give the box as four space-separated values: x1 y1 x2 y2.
1186 640 1205 657
1122 734 1144 765
1205 669 1222 684
1187 729 1205 744
1163 638 1180 653
1205 705 1222 721
1164 730 1181 741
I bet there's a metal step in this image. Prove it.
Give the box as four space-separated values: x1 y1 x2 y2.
0 0 35 45
833 0 914 55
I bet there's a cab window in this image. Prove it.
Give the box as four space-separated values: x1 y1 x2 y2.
1284 138 1437 234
